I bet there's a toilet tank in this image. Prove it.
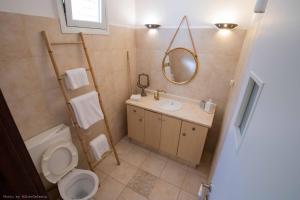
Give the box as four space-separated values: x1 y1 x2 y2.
25 124 72 173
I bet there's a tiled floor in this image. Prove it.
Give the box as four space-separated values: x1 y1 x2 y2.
94 137 210 200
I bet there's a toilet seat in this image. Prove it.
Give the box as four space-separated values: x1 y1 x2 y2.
41 142 99 200
42 142 78 183
58 169 99 200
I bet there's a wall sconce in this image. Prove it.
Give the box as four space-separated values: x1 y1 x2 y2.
145 24 161 29
215 23 238 30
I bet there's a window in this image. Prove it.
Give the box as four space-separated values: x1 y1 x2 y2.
235 71 264 149
56 0 108 34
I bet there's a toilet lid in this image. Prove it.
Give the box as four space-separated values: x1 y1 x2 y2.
41 142 78 183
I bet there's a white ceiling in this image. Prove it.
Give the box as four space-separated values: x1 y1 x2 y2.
0 0 256 28
135 0 256 28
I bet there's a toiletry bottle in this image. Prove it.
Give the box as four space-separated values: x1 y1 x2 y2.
204 99 216 114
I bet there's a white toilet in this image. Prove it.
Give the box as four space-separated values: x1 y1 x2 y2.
25 124 99 200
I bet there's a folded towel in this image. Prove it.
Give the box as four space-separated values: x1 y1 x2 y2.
89 134 110 161
65 68 89 90
130 94 142 101
70 91 104 129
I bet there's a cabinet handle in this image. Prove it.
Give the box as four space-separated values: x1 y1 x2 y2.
133 110 137 113
192 127 196 131
139 118 143 122
182 133 186 136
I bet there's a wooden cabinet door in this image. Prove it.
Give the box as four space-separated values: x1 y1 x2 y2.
160 115 181 156
127 105 145 143
177 121 208 165
144 110 162 150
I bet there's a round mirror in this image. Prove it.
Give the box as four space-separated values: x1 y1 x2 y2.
162 48 198 85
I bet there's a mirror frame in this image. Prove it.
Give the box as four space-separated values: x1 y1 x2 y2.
162 47 199 85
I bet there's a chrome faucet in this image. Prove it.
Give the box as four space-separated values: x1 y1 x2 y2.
154 89 166 100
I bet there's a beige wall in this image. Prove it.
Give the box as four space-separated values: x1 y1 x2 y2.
0 11 246 156
0 12 136 146
135 28 246 152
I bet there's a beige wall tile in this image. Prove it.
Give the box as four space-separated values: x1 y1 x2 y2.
135 27 246 152
0 12 31 60
0 12 136 150
0 57 41 102
23 15 61 57
8 92 60 140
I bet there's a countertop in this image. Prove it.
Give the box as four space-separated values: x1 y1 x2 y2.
126 93 215 128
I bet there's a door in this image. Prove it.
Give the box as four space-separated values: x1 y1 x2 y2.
177 121 208 165
160 115 181 156
0 90 48 198
127 105 145 143
210 1 300 199
144 110 162 150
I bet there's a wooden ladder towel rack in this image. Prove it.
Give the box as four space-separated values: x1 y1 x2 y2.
41 31 120 171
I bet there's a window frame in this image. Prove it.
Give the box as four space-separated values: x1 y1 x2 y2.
56 0 109 35
234 71 264 151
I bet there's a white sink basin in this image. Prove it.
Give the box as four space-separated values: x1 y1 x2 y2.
157 99 182 111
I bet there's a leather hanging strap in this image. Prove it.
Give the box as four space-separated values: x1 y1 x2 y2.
165 16 198 57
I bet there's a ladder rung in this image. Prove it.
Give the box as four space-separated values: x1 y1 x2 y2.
51 42 82 45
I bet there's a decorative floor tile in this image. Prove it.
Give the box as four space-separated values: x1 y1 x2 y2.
127 169 158 197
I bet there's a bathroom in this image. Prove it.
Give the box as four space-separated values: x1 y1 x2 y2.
1 0 300 199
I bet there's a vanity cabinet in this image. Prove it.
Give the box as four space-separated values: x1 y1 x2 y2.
144 111 162 150
127 105 145 143
177 122 208 164
126 105 209 166
160 115 181 156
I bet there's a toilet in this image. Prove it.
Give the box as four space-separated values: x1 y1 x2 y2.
25 124 99 200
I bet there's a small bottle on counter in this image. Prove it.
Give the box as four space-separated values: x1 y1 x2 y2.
203 99 216 114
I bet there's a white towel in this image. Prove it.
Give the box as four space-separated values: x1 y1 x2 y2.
89 134 110 161
65 68 89 90
70 91 104 129
130 94 141 101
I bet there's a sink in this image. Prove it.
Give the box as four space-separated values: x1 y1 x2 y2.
157 99 182 111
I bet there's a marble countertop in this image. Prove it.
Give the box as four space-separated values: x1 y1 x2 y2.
126 93 215 128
